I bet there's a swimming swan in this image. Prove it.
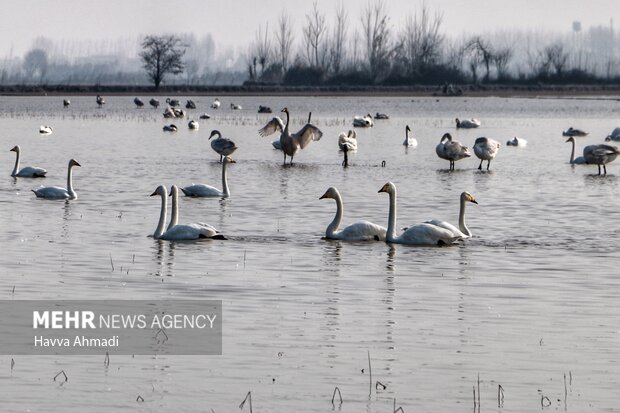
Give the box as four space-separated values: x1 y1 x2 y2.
150 184 221 240
39 125 53 135
259 108 323 165
10 145 47 177
320 187 386 241
566 136 586 164
403 125 418 147
338 130 358 151
378 182 464 245
353 114 374 127
455 118 481 128
181 156 232 198
605 127 620 142
209 130 237 162
473 137 500 170
562 127 588 137
506 137 527 147
32 159 80 199
425 192 478 239
583 144 620 175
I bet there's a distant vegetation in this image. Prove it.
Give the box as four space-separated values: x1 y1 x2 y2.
1 1 619 89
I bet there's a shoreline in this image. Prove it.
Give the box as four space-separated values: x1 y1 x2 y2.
1 84 619 99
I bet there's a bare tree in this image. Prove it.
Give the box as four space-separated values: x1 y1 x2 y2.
139 35 186 88
275 12 294 75
330 4 348 74
361 0 392 80
302 2 329 69
493 47 513 79
256 24 272 78
542 43 569 76
23 49 48 83
400 4 444 76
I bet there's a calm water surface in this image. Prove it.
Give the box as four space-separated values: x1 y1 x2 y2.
0 95 619 412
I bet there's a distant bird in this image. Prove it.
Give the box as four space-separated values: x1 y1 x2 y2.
39 125 53 135
259 108 323 165
163 107 185 118
374 112 389 120
188 120 199 130
320 187 386 241
258 105 272 113
338 130 357 151
230 103 242 110
10 145 47 178
163 124 178 132
63 99 70 107
166 98 180 107
605 127 620 142
506 136 527 147
209 130 238 162
562 127 588 137
32 159 80 200
149 98 160 108
565 136 586 164
96 95 105 107
473 137 500 170
185 100 196 109
583 144 620 175
455 118 481 128
436 133 471 170
403 125 418 147
211 98 221 109
199 113 211 120
353 113 374 127
134 97 144 108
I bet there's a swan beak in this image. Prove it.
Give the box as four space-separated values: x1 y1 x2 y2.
149 191 158 197
9 147 16 152
378 185 388 193
319 193 327 200
471 199 478 204
73 161 81 167
565 138 571 142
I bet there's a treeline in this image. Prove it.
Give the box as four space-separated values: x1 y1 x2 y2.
244 1 620 87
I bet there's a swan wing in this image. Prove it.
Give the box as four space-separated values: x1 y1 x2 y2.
293 124 323 149
444 141 471 160
180 184 223 198
17 166 47 177
397 223 461 245
425 219 468 238
32 186 70 199
160 223 218 241
334 220 387 241
211 138 237 155
258 117 284 137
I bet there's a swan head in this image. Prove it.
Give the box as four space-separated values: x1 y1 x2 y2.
281 107 289 114
605 136 612 142
565 136 575 143
406 125 411 132
461 191 478 204
378 182 395 194
338 132 347 139
150 185 167 197
168 185 179 197
9 145 19 153
441 132 452 143
223 156 235 164
69 159 81 168
209 130 222 140
319 187 339 200
348 130 356 139
455 118 460 125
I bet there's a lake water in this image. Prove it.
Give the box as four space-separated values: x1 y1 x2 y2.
1 95 619 412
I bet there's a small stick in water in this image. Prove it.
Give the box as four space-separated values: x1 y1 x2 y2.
54 370 68 383
109 253 114 271
368 350 372 396
136 395 144 403
239 391 253 412
11 358 15 372
498 384 504 407
376 381 387 390
104 352 110 367
331 386 343 405
308 112 312 123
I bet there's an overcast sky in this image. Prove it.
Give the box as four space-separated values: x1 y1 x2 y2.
0 0 615 57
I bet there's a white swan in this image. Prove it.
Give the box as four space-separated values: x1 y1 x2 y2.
583 144 620 175
39 125 53 135
378 182 463 245
403 125 418 147
181 156 232 198
259 108 323 165
425 192 478 239
353 113 374 127
473 137 500 170
455 118 481 128
188 120 199 130
211 98 221 109
96 95 105 107
134 97 144 107
320 187 386 241
10 145 47 177
150 185 221 240
566 136 586 164
209 130 237 162
562 127 588 137
149 98 160 108
163 124 178 132
32 159 80 200
605 127 620 142
506 137 527 147
436 133 471 170
338 130 357 151
230 103 242 110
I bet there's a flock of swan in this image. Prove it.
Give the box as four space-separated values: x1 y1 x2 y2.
7 97 620 245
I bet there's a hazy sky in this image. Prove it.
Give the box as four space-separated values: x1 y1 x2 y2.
0 0 615 57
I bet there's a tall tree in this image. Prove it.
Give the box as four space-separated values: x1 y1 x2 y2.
330 4 348 74
23 49 48 83
361 0 392 80
275 11 294 74
139 35 186 88
302 2 329 69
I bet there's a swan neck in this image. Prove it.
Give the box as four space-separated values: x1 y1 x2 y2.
67 163 76 197
459 197 471 237
283 111 290 133
11 150 19 176
386 189 397 242
155 192 167 239
326 193 344 237
168 188 179 230
569 139 576 163
222 161 229 197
